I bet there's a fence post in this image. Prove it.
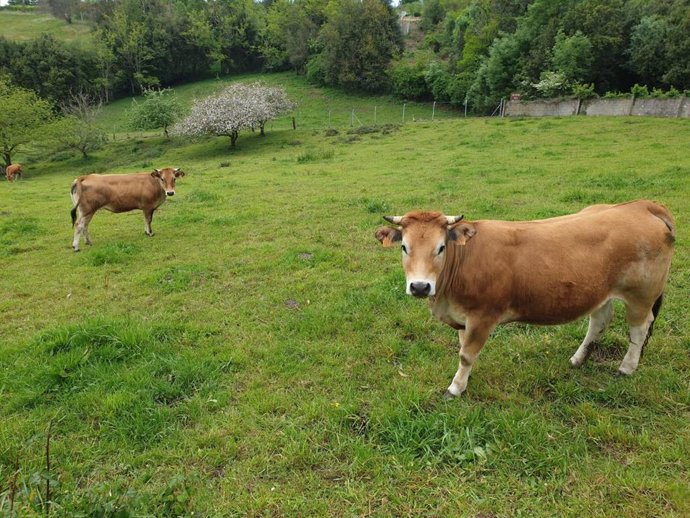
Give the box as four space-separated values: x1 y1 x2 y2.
402 103 406 123
374 106 377 124
432 101 436 121
351 109 354 127
464 96 468 117
328 110 331 127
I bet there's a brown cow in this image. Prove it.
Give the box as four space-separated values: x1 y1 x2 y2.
70 167 185 251
375 200 675 397
5 163 23 182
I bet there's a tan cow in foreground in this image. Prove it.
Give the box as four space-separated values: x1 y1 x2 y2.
70 167 185 251
375 200 675 397
5 163 23 182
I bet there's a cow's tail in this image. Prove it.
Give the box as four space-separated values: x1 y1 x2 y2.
70 179 81 227
641 293 664 358
648 202 675 243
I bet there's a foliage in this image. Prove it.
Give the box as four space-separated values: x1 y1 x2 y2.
0 79 53 166
128 89 183 138
571 82 597 99
261 0 320 73
390 62 431 100
552 30 593 84
307 0 403 92
532 70 570 98
171 81 295 147
49 92 108 158
0 34 100 104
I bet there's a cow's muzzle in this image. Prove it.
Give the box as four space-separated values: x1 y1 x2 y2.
166 191 175 197
409 281 432 298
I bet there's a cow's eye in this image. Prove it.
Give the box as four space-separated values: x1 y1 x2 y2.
438 245 446 255
401 244 408 254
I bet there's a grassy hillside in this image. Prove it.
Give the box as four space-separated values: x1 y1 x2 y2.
99 72 461 135
1 111 689 515
0 11 91 45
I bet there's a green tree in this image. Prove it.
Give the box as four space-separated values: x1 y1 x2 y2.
628 16 669 87
51 92 107 158
308 0 402 92
128 89 183 138
552 30 593 84
0 80 54 166
262 0 319 73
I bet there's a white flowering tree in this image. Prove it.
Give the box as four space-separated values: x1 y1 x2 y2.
171 82 296 148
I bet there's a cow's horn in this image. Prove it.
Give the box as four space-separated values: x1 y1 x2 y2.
446 215 464 224
383 216 402 224
154 168 161 173
174 167 180 172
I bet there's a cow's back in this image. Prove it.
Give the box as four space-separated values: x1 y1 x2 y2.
440 200 674 324
76 173 163 213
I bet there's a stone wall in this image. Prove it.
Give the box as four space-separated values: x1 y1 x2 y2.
504 97 690 118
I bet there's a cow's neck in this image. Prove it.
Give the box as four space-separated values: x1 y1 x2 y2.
429 243 472 328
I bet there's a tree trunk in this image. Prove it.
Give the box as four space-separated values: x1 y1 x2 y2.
3 152 11 168
230 131 238 148
259 122 265 136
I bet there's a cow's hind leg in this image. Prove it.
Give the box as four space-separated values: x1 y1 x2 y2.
570 300 614 367
618 298 658 376
72 212 93 251
445 319 495 398
144 209 154 236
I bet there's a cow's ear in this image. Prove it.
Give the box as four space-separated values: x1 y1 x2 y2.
174 168 185 178
375 226 402 248
151 169 162 178
448 222 476 246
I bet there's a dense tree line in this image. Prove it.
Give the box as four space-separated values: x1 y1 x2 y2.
392 0 690 111
0 0 400 107
0 0 688 114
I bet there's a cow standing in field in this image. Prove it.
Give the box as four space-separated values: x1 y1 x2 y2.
5 163 23 182
375 200 675 397
70 167 185 251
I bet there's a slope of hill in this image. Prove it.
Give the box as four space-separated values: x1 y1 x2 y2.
0 10 91 44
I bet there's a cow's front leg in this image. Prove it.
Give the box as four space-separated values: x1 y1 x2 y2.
445 319 495 398
144 209 154 236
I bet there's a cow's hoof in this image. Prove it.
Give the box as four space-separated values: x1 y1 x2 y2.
569 357 583 368
616 368 632 377
73 248 80 252
145 232 155 237
443 389 460 400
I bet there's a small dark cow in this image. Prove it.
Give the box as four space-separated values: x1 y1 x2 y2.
375 200 675 397
70 167 185 251
5 163 23 182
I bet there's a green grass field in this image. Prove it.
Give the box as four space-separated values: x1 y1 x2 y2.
1 83 689 516
0 11 91 45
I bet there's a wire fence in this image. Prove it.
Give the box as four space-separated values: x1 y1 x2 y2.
267 101 474 132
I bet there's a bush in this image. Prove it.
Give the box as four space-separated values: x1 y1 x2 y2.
391 63 431 100
630 83 650 98
571 83 597 99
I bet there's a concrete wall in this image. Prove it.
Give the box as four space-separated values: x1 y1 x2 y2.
583 98 633 116
505 99 579 117
505 97 690 118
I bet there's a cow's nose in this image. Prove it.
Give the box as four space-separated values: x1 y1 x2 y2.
166 191 175 196
409 282 431 298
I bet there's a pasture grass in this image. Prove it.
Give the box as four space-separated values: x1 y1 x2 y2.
97 71 460 135
0 11 92 46
1 109 689 516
